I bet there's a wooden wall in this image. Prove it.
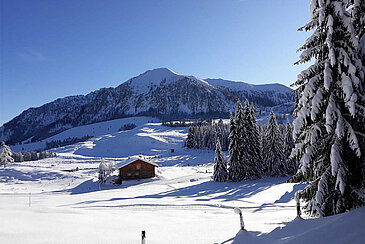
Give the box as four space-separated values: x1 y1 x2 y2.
119 160 156 180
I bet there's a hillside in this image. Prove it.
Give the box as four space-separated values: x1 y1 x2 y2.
0 68 294 144
1 118 363 243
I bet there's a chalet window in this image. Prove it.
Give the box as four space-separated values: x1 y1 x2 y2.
136 164 141 170
127 173 132 176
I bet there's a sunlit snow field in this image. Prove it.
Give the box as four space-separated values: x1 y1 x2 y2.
0 117 363 243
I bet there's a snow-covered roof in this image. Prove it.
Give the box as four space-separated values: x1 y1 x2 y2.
116 157 159 169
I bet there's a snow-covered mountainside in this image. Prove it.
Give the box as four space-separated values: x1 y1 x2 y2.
206 79 294 107
0 68 294 144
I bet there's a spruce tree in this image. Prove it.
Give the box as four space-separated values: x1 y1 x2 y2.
228 104 244 182
249 103 264 175
291 0 365 216
23 151 31 161
186 126 195 148
213 140 228 182
348 0 365 189
0 142 14 168
347 0 364 63
239 100 262 179
263 110 286 176
283 119 297 175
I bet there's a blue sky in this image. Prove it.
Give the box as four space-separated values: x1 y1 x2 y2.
1 0 310 125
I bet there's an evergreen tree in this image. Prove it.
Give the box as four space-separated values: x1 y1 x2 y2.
98 160 115 183
30 151 38 161
263 110 286 176
23 151 31 161
215 119 224 148
283 119 297 175
218 119 230 151
291 0 365 216
0 142 14 168
239 100 262 179
249 103 264 175
107 161 115 178
98 160 108 183
213 140 228 182
347 0 365 63
349 0 365 189
39 151 46 159
186 126 195 148
228 104 244 182
185 123 230 151
12 152 24 162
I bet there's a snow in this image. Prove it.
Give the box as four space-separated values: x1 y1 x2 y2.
324 61 332 90
206 78 291 93
116 157 159 169
10 117 158 153
128 68 220 95
233 208 365 243
1 117 363 243
127 68 184 94
128 69 292 95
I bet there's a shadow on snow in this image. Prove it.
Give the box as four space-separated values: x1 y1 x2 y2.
61 177 160 195
274 183 307 204
64 177 290 207
0 168 66 182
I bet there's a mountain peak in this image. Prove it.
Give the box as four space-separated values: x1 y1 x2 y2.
142 67 182 78
128 68 184 94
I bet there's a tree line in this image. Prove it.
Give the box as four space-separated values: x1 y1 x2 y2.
12 151 56 162
185 119 230 151
45 135 93 150
211 100 297 182
0 141 56 167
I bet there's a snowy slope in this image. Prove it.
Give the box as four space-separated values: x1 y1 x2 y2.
10 117 158 152
1 118 363 243
1 68 294 145
233 207 365 243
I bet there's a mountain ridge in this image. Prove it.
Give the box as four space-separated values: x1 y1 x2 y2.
0 68 294 144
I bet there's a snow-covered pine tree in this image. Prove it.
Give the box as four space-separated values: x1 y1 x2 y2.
348 0 365 189
107 161 115 177
0 142 14 168
194 126 203 149
239 100 262 179
215 119 223 148
228 103 244 182
213 140 228 182
249 102 264 175
291 0 365 216
257 122 265 174
98 160 108 183
347 0 365 63
30 151 38 161
23 152 31 161
13 152 24 162
283 119 297 175
263 110 286 176
185 126 195 148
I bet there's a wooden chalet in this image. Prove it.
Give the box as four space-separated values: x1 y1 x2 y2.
117 158 158 180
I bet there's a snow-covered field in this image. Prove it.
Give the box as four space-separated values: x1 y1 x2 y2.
1 117 364 243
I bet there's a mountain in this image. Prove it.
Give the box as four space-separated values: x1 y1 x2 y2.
0 68 294 144
206 79 293 107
